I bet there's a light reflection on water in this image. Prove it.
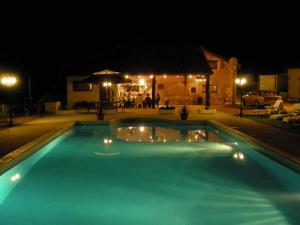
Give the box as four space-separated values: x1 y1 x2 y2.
115 126 221 143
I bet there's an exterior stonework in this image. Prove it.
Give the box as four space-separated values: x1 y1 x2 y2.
203 49 238 105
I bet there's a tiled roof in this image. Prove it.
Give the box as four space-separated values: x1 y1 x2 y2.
64 35 212 76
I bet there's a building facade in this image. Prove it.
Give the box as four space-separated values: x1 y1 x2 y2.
287 68 300 100
66 45 238 107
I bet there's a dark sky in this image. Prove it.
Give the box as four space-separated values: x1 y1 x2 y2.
1 2 300 97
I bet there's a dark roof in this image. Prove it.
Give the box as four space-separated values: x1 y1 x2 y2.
63 35 212 76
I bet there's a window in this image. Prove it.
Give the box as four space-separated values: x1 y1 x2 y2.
208 60 217 69
73 81 93 91
202 85 217 93
190 87 197 93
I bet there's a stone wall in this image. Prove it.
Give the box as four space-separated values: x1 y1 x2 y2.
203 49 237 105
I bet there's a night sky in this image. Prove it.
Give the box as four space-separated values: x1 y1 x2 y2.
1 3 299 100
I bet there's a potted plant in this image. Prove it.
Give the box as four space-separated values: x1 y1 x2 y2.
180 105 188 120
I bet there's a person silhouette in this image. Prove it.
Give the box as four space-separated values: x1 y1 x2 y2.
155 93 161 108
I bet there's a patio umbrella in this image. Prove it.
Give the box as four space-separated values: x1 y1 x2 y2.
80 69 126 84
80 70 131 104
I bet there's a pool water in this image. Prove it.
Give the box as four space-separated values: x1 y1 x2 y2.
0 123 299 225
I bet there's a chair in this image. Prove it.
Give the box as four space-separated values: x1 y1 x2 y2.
264 99 283 114
282 115 300 124
251 99 283 116
270 103 300 120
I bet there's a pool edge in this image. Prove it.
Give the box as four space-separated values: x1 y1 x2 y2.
0 122 75 176
1 118 298 175
208 119 300 173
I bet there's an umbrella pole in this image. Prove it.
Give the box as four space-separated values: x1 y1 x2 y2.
151 75 156 109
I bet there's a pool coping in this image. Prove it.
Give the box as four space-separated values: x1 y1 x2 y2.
208 120 300 174
0 118 299 176
0 122 75 176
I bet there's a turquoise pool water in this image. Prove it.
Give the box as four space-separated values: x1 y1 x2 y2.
0 122 299 225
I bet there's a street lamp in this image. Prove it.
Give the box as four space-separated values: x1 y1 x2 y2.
235 78 246 118
1 75 17 126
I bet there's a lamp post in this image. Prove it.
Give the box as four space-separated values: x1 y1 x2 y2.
235 78 246 118
1 76 17 126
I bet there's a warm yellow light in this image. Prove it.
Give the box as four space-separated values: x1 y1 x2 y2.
1 76 17 86
125 75 129 79
104 138 112 144
176 75 179 78
239 153 244 159
139 79 145 86
138 75 141 78
233 152 245 160
139 126 145 132
241 78 246 85
189 75 192 79
235 78 246 85
103 82 112 87
149 75 154 79
163 75 167 78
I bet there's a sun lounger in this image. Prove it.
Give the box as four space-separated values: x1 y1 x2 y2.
264 99 283 114
251 99 284 116
270 103 300 120
282 115 300 124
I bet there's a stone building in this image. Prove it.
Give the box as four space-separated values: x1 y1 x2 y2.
65 36 239 108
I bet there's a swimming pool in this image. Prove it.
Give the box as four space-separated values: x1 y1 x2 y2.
0 121 299 225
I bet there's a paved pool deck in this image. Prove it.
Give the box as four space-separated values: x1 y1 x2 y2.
0 108 299 165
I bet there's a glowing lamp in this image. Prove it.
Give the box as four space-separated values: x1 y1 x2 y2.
1 76 17 86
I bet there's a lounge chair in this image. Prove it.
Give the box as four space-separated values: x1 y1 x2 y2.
270 103 300 120
264 99 283 114
251 99 283 116
282 115 300 124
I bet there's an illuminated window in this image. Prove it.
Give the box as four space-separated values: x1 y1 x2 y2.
73 82 93 91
